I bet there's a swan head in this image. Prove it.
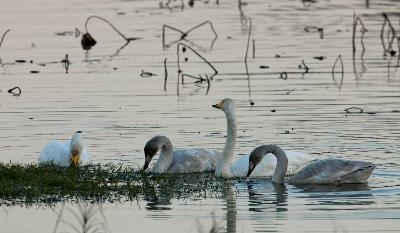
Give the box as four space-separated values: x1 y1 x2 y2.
143 142 158 171
143 135 171 171
69 131 83 167
212 98 236 116
246 147 265 177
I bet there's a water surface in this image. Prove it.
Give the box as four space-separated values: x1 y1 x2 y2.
0 0 400 232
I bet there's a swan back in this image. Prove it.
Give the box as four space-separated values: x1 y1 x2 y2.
168 149 220 173
290 159 376 184
144 135 220 173
39 140 70 166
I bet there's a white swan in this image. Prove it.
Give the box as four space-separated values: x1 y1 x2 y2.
38 131 90 167
143 135 220 173
247 144 376 184
212 98 313 178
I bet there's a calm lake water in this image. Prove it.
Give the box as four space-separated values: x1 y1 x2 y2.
1 0 400 232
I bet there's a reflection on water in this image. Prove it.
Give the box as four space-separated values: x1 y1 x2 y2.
0 171 399 232
293 183 375 209
247 180 288 213
53 203 111 233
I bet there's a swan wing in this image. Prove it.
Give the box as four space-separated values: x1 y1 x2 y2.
168 149 220 173
39 140 69 166
291 159 376 184
285 150 314 174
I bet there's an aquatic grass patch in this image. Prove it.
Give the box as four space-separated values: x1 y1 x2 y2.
0 163 229 206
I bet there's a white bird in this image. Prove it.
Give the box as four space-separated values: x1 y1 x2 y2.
212 98 313 178
38 131 90 167
143 135 220 173
247 144 376 184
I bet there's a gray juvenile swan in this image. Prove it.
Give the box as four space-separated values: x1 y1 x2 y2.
212 98 313 178
143 135 220 173
247 144 376 184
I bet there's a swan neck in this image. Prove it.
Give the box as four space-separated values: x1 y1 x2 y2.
216 109 237 177
152 138 173 173
270 145 288 183
70 133 83 153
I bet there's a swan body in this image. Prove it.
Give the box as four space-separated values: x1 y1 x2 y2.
143 135 220 173
247 144 376 184
38 131 90 167
212 98 313 178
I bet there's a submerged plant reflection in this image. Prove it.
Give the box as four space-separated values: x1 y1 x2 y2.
53 203 111 233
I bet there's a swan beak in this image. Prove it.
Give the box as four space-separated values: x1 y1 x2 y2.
143 156 150 171
212 101 223 109
247 163 255 177
70 153 80 167
143 162 149 171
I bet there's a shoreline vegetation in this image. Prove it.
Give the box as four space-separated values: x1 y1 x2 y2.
0 163 231 206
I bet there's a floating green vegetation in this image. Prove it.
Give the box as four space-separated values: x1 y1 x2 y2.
0 163 230 206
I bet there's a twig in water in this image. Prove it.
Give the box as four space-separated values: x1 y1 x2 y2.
244 18 252 62
176 42 218 82
188 0 194 7
238 0 248 33
313 56 326 61
380 13 397 56
61 54 70 74
75 28 80 38
81 16 141 50
352 13 368 80
160 0 185 11
279 72 288 80
8 87 22 96
298 59 309 76
252 39 255 59
140 70 157 78
205 75 211 95
285 89 295 95
332 54 344 90
302 0 317 7
164 57 168 92
0 29 11 48
174 43 216 96
344 107 364 114
162 21 218 50
244 18 254 106
304 26 324 39
352 13 368 54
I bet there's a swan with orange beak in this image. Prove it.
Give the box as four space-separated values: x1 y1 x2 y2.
39 131 90 167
